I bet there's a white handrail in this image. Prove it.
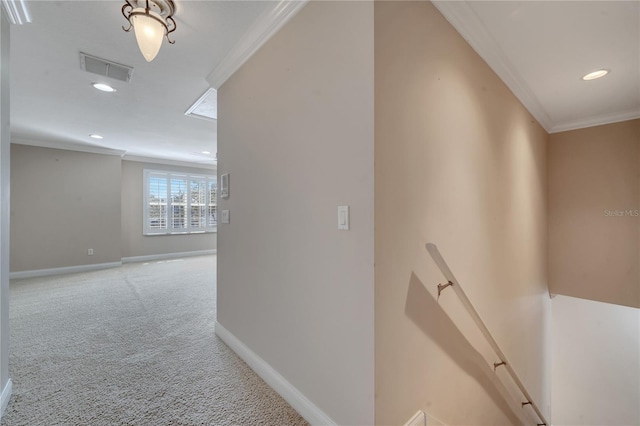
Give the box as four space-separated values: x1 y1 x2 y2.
426 243 548 426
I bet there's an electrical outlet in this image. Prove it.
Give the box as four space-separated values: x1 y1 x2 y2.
88 249 94 256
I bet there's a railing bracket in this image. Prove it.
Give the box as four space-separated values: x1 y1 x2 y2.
426 242 549 426
437 281 453 298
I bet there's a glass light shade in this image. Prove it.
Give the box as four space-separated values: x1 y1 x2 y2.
131 9 165 62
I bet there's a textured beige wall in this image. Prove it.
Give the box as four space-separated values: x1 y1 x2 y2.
10 144 122 271
120 160 216 258
217 2 375 424
549 120 639 308
375 2 550 425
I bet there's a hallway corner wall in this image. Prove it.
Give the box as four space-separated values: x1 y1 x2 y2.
374 2 551 424
216 1 375 425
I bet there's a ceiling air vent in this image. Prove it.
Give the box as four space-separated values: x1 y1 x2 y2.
80 52 134 83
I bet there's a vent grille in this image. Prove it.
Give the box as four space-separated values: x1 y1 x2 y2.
80 52 134 83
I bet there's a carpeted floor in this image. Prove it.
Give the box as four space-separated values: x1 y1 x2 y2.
1 255 307 426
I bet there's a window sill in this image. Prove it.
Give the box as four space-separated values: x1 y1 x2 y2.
144 229 217 236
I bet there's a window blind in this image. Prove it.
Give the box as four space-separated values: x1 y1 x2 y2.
143 169 217 235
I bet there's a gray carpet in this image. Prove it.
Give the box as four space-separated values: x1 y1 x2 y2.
1 255 307 426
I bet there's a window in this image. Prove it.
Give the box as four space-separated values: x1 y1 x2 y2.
144 169 216 235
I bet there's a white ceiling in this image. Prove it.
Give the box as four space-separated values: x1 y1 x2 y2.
434 1 640 133
9 0 274 165
7 1 640 166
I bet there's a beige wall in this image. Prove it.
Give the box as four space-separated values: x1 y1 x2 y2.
374 2 550 425
121 160 216 258
10 147 215 272
217 1 375 424
10 144 122 271
552 295 640 425
549 120 639 308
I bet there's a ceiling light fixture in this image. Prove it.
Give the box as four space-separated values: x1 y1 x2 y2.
582 69 609 81
122 0 176 62
92 83 116 92
202 151 211 155
90 134 104 139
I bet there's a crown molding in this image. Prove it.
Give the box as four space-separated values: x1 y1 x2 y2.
206 0 308 89
432 1 553 133
122 154 217 170
1 0 31 25
549 109 640 134
12 138 217 169
12 137 126 157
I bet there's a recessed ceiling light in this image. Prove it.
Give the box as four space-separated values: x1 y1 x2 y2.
92 83 116 92
90 134 103 139
202 151 211 155
582 69 609 81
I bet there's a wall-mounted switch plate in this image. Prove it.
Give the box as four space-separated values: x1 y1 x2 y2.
220 173 229 199
88 249 94 256
221 209 230 224
338 205 349 230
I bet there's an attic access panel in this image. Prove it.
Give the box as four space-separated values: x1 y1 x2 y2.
185 88 217 121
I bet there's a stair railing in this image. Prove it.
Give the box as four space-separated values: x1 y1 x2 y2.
426 243 548 426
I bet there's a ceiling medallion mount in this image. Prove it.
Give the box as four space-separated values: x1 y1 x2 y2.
122 0 176 62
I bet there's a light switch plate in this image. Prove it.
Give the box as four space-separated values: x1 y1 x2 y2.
338 205 349 230
221 209 230 224
220 173 229 199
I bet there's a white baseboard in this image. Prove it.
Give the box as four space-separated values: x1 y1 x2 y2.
121 249 216 264
10 250 217 279
406 411 426 426
215 321 336 426
1 379 12 417
426 413 446 425
10 262 122 280
405 410 447 426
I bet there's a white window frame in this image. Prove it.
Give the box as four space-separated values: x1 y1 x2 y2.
143 169 217 235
